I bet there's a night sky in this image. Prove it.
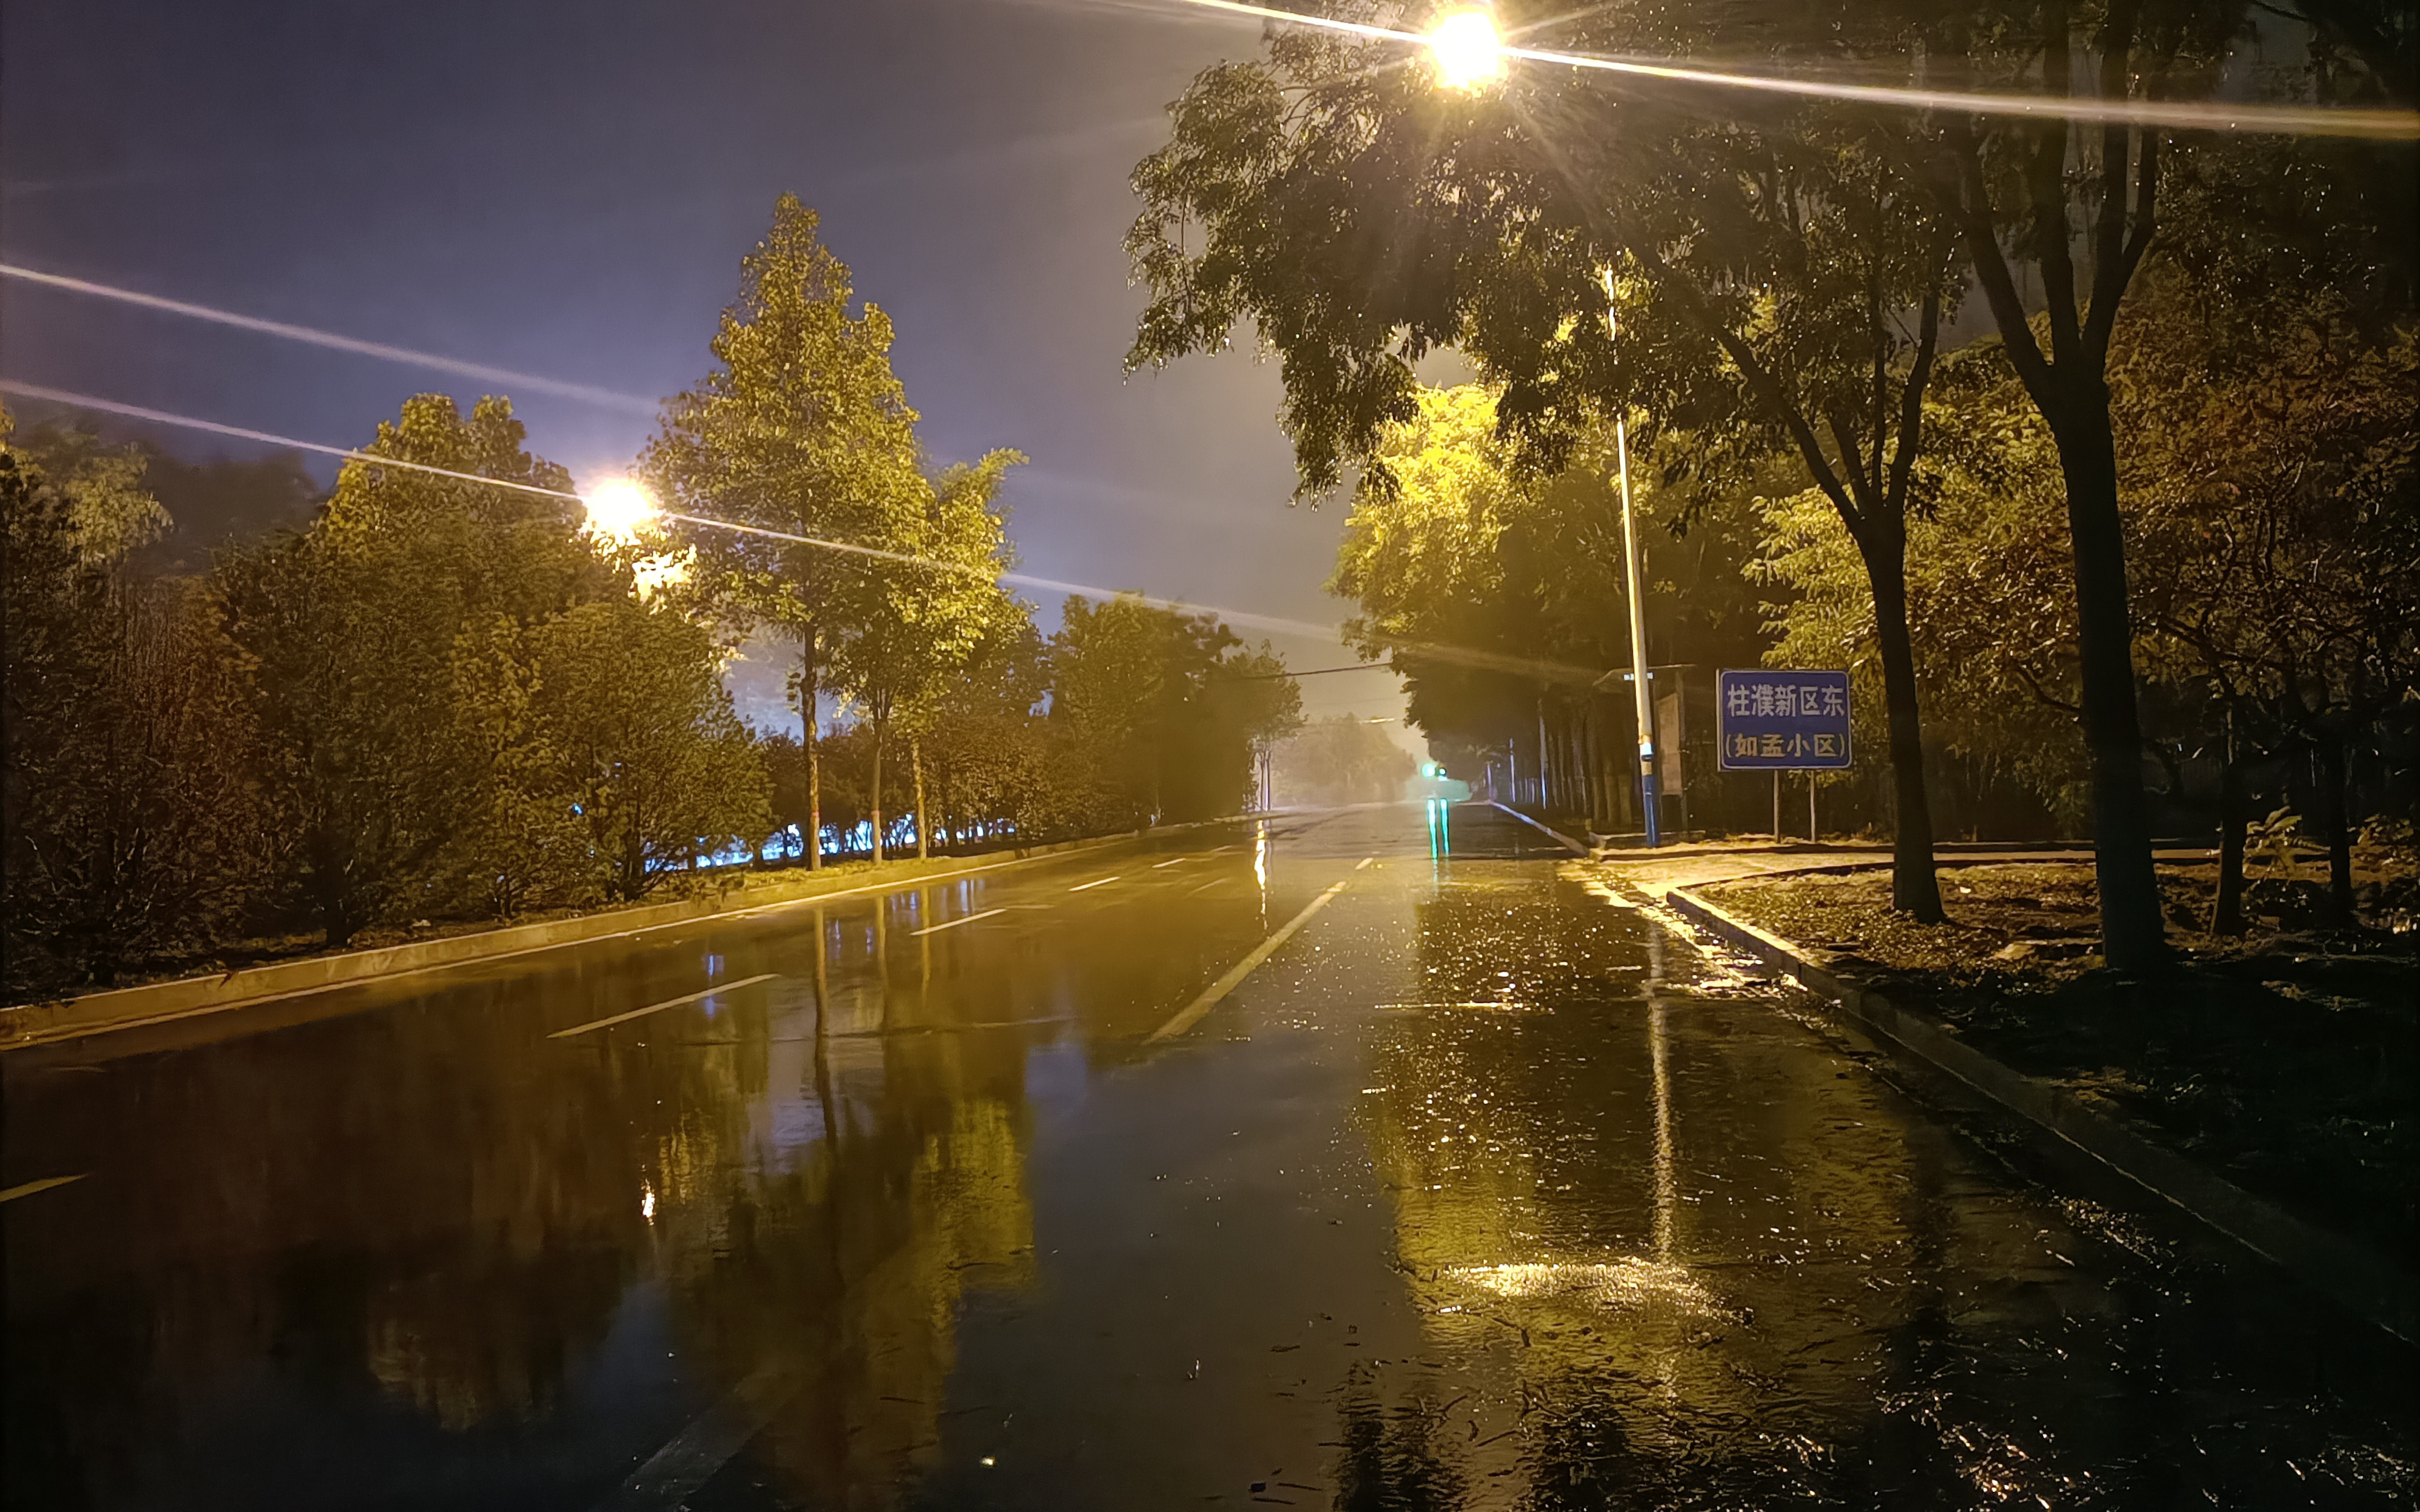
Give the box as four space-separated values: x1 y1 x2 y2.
1 0 1411 732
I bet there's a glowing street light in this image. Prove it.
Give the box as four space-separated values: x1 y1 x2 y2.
1417 10 1660 842
580 476 659 544
1428 7 1502 91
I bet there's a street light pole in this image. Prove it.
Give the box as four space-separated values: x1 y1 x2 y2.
1604 269 1661 847
1429 12 1658 841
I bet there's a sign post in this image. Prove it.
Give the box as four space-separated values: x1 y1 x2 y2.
1716 670 1852 838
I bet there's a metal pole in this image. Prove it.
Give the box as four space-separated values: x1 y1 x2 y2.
1605 270 1659 847
1808 774 1818 841
1773 769 1782 839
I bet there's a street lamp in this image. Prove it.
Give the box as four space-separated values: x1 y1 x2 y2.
1427 7 1504 90
580 476 659 543
1418 13 1661 845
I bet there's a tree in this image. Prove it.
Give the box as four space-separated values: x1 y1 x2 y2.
645 196 931 871
1761 275 2420 930
914 614 1054 849
826 452 1022 862
760 728 814 857
1126 16 1963 916
1903 0 2270 966
2 409 275 990
218 394 608 943
2123 301 2419 927
1047 595 1272 828
1326 385 1772 831
432 617 590 918
1275 717 1414 807
532 597 771 901
1752 348 2094 834
1208 643 1305 808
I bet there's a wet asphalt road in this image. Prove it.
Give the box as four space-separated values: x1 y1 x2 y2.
6 803 2414 1510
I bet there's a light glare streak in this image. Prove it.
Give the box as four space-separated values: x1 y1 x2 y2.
0 380 1608 684
1171 0 2420 139
0 380 587 503
0 265 661 413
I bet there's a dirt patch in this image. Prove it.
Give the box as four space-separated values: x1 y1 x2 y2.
1702 862 2419 1271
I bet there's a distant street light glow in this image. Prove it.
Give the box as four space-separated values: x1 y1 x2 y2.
581 477 660 544
1428 8 1502 91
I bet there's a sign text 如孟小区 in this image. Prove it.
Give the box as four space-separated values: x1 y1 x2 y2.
1715 669 1852 770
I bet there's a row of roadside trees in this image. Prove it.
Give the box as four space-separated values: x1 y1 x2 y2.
1 198 1301 999
1124 0 2417 963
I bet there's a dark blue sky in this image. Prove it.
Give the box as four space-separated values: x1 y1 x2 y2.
1 0 1411 729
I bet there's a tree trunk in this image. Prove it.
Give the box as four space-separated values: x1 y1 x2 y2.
2046 394 2168 970
912 738 929 862
801 637 821 872
2317 728 2355 927
871 720 886 863
1863 534 1945 922
2214 751 2249 935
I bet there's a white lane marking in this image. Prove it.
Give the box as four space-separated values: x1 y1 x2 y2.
1354 856 1375 870
1068 876 1121 892
549 974 778 1039
908 908 1005 937
0 1174 86 1204
1145 859 1369 1043
1190 878 1230 894
591 1365 793 1511
1152 857 1190 868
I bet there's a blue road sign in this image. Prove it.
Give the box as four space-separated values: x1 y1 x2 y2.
1716 669 1852 770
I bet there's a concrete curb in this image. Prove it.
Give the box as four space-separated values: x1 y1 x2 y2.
1661 882 2418 1346
0 821 1237 1052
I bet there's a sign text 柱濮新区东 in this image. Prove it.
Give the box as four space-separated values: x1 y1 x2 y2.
1715 669 1851 770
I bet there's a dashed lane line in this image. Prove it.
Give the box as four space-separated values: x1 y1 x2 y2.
908 908 1006 937
1144 860 1368 1043
1068 876 1121 892
548 974 779 1039
591 1366 794 1512
0 1174 86 1204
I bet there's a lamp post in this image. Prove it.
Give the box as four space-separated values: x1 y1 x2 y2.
1428 9 1661 845
1602 271 1661 848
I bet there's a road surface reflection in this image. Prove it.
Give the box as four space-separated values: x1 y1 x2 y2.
5 807 2411 1509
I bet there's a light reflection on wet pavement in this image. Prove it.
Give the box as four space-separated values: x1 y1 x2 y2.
5 805 2413 1509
